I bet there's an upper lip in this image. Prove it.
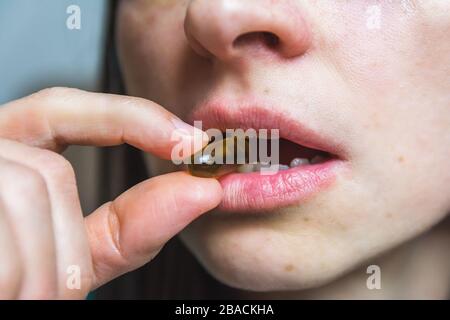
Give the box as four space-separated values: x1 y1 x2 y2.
187 99 347 160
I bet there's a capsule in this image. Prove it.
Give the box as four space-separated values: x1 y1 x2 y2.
187 135 251 178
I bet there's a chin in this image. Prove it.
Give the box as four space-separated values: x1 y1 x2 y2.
179 204 361 292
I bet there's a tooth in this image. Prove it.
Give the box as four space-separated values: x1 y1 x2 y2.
311 155 327 164
279 164 290 171
290 158 310 168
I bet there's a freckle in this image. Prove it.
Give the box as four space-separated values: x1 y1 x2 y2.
398 156 405 163
284 264 295 272
386 213 393 219
263 88 270 94
303 217 310 222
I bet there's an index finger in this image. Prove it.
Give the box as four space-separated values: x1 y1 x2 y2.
0 87 207 159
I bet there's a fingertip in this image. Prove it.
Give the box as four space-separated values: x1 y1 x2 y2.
186 175 223 210
168 118 210 161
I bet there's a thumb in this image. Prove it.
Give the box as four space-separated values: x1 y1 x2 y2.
84 171 222 289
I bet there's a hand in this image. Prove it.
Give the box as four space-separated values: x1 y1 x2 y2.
0 87 222 299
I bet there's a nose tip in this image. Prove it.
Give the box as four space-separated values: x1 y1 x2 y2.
184 0 312 61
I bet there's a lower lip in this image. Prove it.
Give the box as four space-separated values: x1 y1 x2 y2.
217 159 345 212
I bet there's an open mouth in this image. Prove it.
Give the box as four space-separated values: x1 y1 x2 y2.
237 137 333 173
187 102 347 212
187 135 334 176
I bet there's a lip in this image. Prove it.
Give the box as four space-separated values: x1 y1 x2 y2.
188 99 348 212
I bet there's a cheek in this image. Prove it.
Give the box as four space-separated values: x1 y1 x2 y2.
317 1 449 96
323 5 410 91
319 1 450 171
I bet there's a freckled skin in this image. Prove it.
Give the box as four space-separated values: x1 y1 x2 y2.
117 0 450 295
284 264 295 272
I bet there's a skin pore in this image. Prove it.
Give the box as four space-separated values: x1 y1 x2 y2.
116 0 450 298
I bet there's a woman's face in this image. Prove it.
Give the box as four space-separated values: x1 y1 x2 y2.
117 0 450 291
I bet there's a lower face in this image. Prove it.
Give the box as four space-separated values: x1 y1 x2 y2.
117 0 450 291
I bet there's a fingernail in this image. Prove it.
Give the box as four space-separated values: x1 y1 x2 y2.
170 118 209 150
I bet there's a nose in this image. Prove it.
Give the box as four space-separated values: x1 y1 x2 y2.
184 0 312 61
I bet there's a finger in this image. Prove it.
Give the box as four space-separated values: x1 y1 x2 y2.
0 156 57 299
0 199 22 299
0 87 207 159
85 172 222 289
0 139 93 299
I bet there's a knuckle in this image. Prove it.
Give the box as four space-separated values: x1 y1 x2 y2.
0 162 47 196
0 161 51 222
31 87 78 101
23 168 48 192
36 151 76 184
28 87 84 111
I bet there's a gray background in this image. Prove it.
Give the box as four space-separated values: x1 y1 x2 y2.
0 0 109 104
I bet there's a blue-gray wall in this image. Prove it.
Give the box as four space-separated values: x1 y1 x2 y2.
0 0 110 104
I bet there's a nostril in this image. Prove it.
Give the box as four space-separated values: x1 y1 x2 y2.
233 32 280 51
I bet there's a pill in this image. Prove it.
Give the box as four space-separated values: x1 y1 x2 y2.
187 135 251 178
